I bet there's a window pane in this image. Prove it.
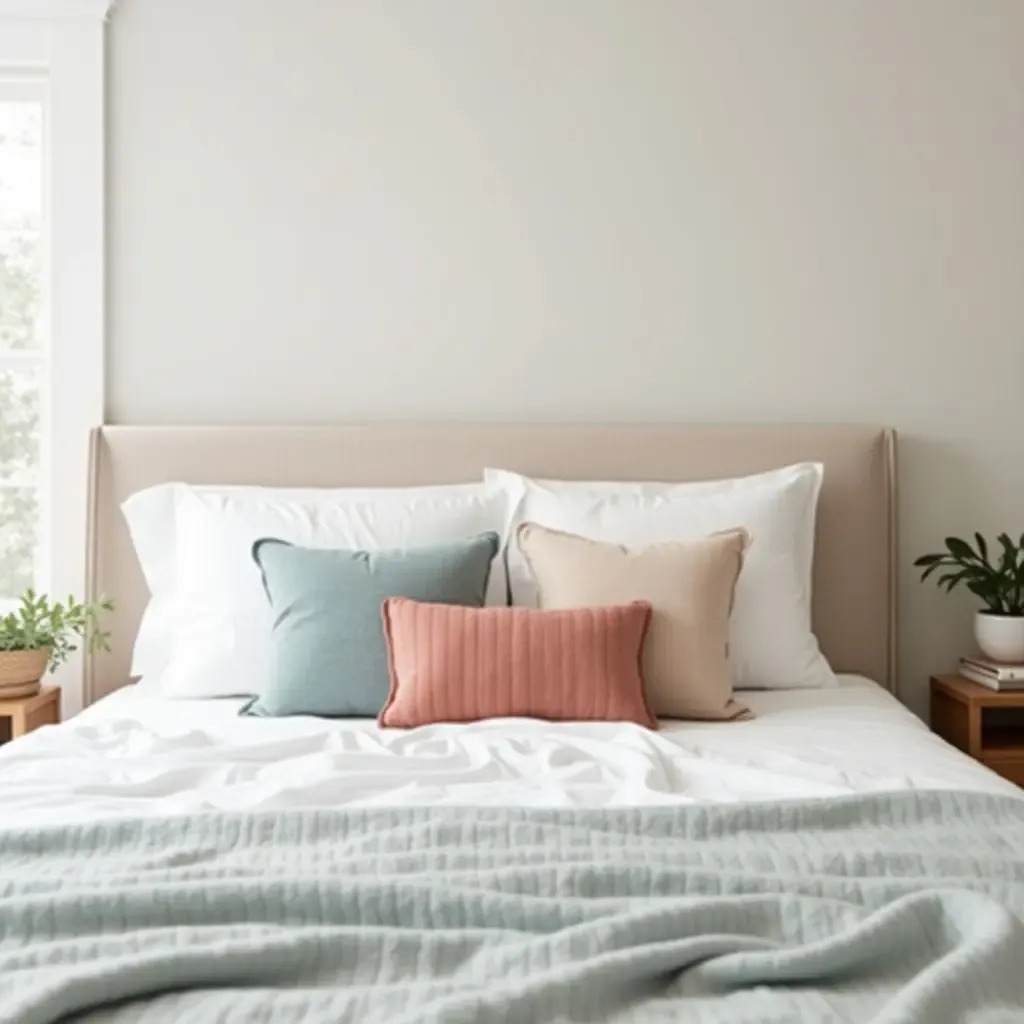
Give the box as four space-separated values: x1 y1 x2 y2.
0 365 39 485
0 229 41 351
0 102 41 229
0 89 45 603
0 101 43 351
0 486 37 601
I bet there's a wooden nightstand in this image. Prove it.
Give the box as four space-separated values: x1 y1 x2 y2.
931 675 1024 786
0 686 61 744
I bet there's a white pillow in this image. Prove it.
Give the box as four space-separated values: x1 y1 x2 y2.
122 483 359 683
123 482 513 698
121 482 206 682
485 463 833 691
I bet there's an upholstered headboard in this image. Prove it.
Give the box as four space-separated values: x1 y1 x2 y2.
84 424 897 705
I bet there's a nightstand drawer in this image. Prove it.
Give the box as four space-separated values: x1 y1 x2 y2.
983 758 1024 787
931 675 1024 788
0 686 61 743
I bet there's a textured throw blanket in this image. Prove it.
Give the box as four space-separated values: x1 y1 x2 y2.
2 790 1024 1023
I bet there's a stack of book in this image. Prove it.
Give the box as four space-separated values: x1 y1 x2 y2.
959 656 1024 690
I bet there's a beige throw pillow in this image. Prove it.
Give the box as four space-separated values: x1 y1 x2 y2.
516 522 752 721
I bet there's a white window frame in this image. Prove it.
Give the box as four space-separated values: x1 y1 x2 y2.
0 0 112 716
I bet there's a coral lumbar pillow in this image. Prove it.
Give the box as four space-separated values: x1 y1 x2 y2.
516 521 751 721
378 598 656 729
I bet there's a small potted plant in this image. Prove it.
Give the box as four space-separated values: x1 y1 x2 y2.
914 533 1024 663
0 589 114 698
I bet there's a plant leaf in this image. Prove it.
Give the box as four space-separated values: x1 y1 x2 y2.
967 579 1003 612
945 537 977 562
920 560 953 582
975 532 989 563
938 570 971 592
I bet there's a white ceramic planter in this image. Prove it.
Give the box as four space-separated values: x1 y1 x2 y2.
974 612 1024 663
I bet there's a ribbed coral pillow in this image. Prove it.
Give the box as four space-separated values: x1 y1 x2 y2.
378 598 657 729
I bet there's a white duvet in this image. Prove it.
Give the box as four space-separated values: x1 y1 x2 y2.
0 675 1016 828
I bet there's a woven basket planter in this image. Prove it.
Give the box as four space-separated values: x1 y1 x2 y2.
0 649 50 700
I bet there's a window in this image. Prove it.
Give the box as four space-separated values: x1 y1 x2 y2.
0 0 111 713
0 76 47 607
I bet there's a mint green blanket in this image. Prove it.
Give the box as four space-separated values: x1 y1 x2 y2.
3 790 1024 1023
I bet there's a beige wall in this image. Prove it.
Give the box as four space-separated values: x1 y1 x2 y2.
106 1 1024 719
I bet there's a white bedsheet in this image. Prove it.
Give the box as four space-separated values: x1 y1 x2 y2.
0 675 1016 828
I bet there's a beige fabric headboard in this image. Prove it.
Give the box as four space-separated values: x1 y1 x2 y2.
85 424 897 706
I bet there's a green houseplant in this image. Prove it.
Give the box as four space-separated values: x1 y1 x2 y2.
0 590 114 698
914 533 1024 662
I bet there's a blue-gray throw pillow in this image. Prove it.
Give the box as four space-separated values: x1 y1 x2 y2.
241 531 499 718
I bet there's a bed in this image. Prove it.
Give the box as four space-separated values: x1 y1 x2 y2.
2 424 1024 1024
0 675 1016 826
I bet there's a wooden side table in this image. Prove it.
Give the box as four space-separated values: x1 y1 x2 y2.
931 675 1024 786
0 685 61 743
